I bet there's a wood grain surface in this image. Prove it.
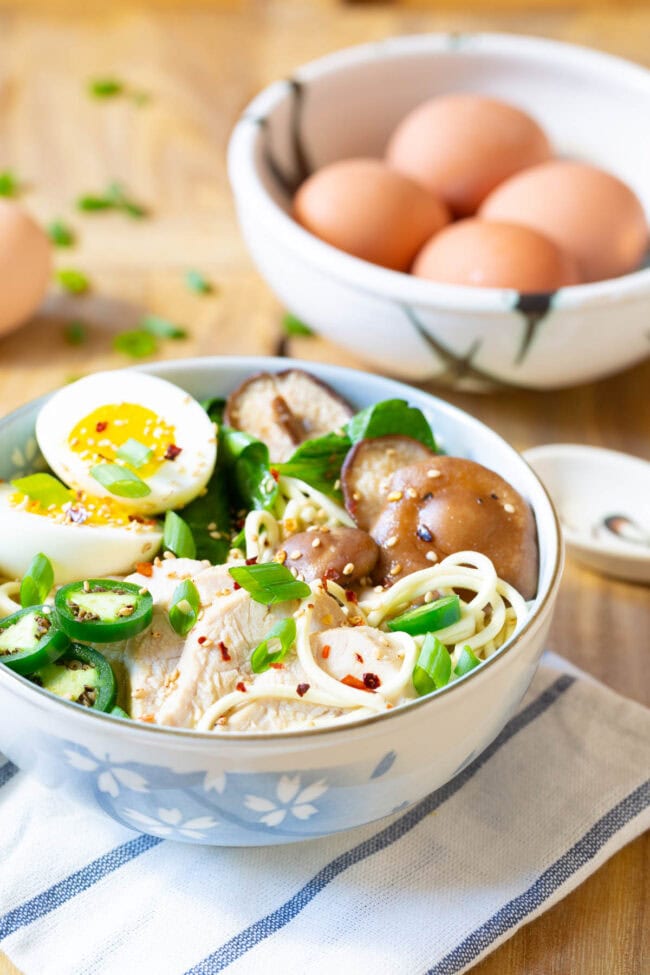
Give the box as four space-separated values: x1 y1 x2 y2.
0 2 648 974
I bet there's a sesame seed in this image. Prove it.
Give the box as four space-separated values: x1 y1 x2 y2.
138 587 149 596
342 562 355 576
406 487 417 499
207 522 217 531
289 567 298 578
352 491 361 501
387 490 403 502
385 535 398 548
83 580 90 592
312 537 322 548
333 479 341 491
275 549 287 564
503 503 515 514
424 591 435 603
163 550 176 559
427 469 441 478
373 585 385 593
425 550 438 562
389 563 402 576
290 549 302 560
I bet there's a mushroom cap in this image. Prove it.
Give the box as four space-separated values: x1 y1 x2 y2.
369 456 539 598
225 369 353 463
282 525 379 585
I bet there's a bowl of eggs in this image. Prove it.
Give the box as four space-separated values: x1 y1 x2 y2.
228 33 650 389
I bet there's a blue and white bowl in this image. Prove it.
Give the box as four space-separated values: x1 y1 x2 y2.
228 33 650 389
0 357 562 846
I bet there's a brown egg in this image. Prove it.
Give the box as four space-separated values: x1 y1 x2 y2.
293 158 450 271
412 220 580 292
479 161 649 282
0 201 52 338
386 94 552 217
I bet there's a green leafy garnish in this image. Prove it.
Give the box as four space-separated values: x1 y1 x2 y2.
88 78 124 98
282 313 313 337
185 270 214 295
90 463 151 498
141 314 187 339
11 473 72 508
163 511 196 559
169 579 200 636
179 466 231 564
387 595 461 636
347 399 436 450
228 562 310 606
56 268 90 295
20 553 54 608
112 330 157 359
76 182 147 219
47 221 76 247
0 170 20 197
201 398 226 425
77 194 114 212
251 618 296 673
412 635 452 696
220 428 279 513
63 320 87 345
116 438 153 468
454 645 481 678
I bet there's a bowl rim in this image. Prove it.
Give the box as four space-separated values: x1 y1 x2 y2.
228 30 650 313
0 355 564 743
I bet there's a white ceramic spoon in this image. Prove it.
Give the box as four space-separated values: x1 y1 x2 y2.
524 444 650 584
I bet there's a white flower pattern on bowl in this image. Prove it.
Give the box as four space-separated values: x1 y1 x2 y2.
64 747 149 798
245 775 329 828
122 807 219 840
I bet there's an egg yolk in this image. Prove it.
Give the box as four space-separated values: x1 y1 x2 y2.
68 404 177 479
9 490 158 529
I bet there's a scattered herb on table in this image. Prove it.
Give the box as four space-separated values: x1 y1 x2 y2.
55 268 90 295
48 221 76 248
0 170 21 197
112 329 158 359
76 181 148 219
141 314 187 339
88 77 124 99
282 313 313 337
185 270 214 295
63 320 87 345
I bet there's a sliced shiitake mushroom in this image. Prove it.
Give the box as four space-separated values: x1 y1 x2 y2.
341 435 437 530
369 456 538 598
282 526 379 584
225 369 354 463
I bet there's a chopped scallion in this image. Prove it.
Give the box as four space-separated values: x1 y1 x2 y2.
0 170 20 197
169 579 200 636
116 438 153 468
88 78 124 98
185 270 213 295
163 511 196 559
282 313 313 337
90 463 151 498
141 314 187 340
47 221 76 248
387 594 461 636
251 618 296 673
112 329 157 358
228 562 310 605
11 473 72 508
454 645 481 678
412 634 452 696
20 553 54 608
55 268 90 295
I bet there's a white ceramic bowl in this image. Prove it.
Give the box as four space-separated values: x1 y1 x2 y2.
228 33 650 390
0 357 562 846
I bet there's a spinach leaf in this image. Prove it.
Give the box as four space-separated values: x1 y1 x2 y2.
347 399 436 450
201 397 226 425
179 465 232 564
276 430 350 498
220 428 279 512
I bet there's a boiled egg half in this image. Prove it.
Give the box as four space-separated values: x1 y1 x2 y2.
36 371 217 516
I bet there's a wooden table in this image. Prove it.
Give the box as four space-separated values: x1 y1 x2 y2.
0 2 648 973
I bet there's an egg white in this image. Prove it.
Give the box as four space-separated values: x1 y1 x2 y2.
0 484 163 584
35 371 217 515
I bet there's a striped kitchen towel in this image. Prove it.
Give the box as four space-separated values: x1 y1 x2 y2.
0 652 648 975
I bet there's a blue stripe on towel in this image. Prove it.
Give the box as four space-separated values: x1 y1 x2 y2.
0 762 18 789
429 778 650 975
184 674 576 975
0 834 162 941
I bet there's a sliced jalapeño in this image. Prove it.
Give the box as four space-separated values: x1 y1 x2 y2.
54 579 153 643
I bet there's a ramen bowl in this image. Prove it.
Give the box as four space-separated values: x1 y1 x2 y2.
228 33 650 389
0 357 562 846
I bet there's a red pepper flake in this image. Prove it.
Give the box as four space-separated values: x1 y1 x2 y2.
345 590 358 604
95 421 108 433
270 468 280 482
354 652 364 664
236 681 247 693
135 562 154 577
269 662 285 670
342 674 367 691
164 443 182 461
233 582 241 591
218 641 231 662
363 672 381 690
321 644 331 660
296 683 310 697
197 635 207 645
321 567 340 583
245 557 258 566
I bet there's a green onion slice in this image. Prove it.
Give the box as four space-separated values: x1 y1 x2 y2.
251 618 296 673
48 221 76 247
412 634 452 696
116 438 153 468
88 77 124 98
282 313 313 337
55 268 90 294
11 473 73 508
454 645 481 678
163 511 196 559
169 579 200 636
228 562 310 605
91 463 151 498
387 594 461 636
185 270 213 295
20 553 54 608
141 314 187 339
113 329 158 359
